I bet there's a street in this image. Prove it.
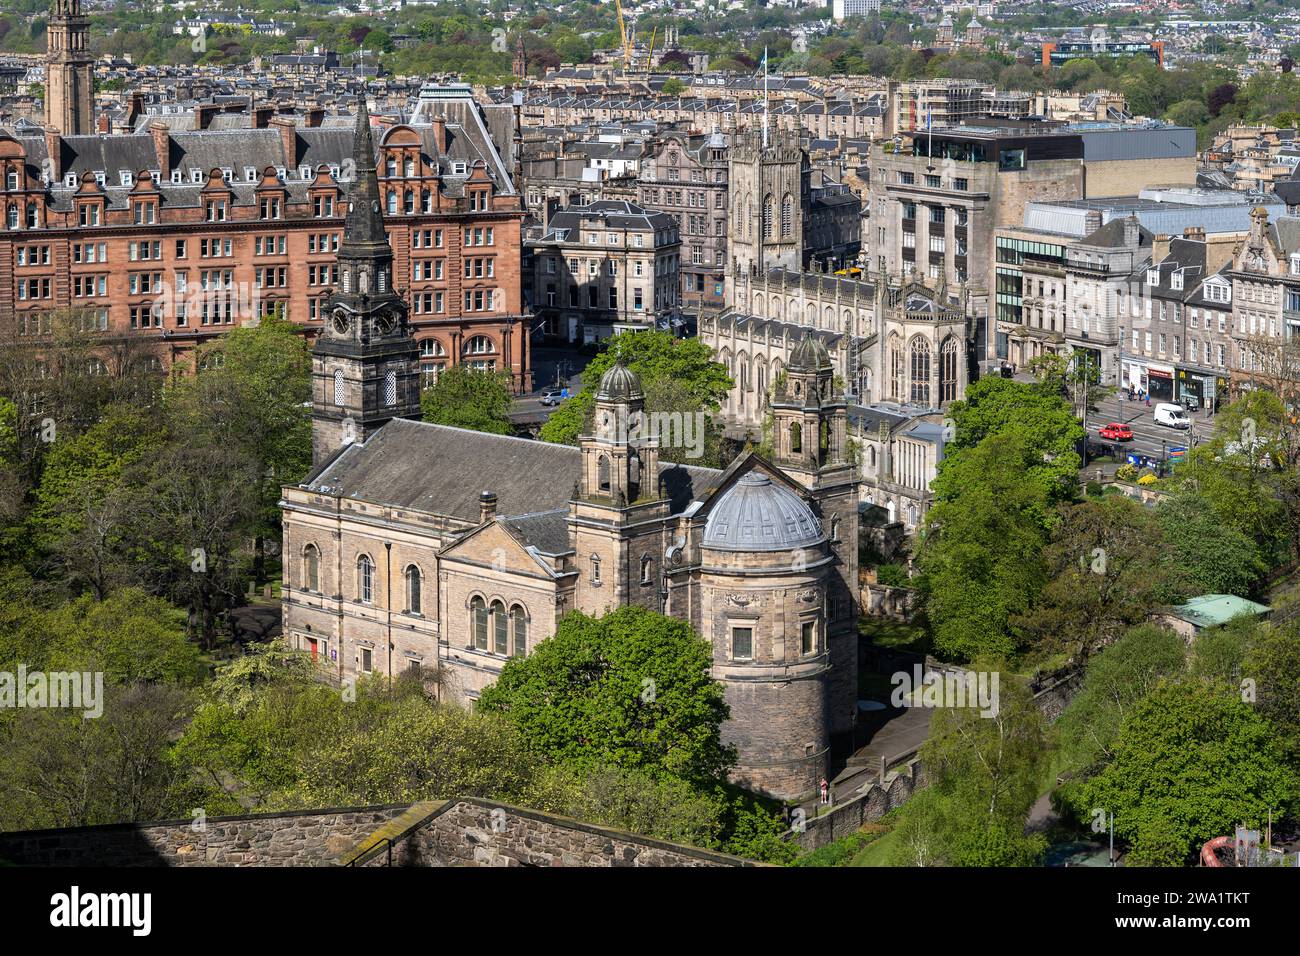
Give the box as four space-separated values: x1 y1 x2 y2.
1083 395 1211 463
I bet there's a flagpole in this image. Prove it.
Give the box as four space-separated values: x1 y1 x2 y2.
762 45 769 149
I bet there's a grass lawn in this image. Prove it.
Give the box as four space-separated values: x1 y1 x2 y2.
860 617 929 655
850 826 903 866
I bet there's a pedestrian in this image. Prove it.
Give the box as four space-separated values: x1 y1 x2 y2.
819 778 829 805
1145 395 1151 408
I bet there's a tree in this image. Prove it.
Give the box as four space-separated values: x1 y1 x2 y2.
919 433 1052 660
478 606 735 783
1017 496 1187 659
890 677 1048 866
1243 622 1300 767
539 331 732 451
1054 624 1187 773
661 76 687 95
1073 681 1297 864
1156 493 1265 597
420 366 516 435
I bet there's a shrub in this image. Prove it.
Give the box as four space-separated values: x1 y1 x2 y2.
1137 473 1158 486
1115 463 1139 481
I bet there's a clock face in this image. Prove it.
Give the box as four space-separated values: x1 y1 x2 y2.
374 312 396 335
331 311 350 336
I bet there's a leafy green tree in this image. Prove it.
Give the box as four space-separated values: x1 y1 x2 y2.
919 433 1052 660
1054 624 1187 773
662 76 687 95
1156 493 1265 597
1074 681 1297 864
420 366 516 435
539 331 732 450
479 606 735 783
1243 623 1300 767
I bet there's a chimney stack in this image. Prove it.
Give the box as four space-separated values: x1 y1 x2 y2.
306 107 325 128
44 127 62 183
253 105 274 129
268 116 299 168
1123 213 1140 249
127 92 144 130
1183 225 1206 241
148 121 170 180
479 490 498 523
195 103 219 131
431 115 447 154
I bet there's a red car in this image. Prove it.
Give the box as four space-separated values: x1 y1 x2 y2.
1099 422 1134 441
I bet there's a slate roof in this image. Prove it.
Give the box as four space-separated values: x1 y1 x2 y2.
304 418 720 522
499 509 572 556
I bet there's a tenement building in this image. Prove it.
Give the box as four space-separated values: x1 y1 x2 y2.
282 150 859 799
1 81 531 390
529 199 681 343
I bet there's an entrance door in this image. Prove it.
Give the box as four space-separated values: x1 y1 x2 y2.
306 637 318 662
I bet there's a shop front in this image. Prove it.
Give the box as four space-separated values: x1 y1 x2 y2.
1175 366 1228 414
1146 364 1174 402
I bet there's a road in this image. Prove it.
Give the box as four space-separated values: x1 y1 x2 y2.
1083 396 1212 463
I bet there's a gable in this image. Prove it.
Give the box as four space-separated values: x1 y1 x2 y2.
440 519 554 578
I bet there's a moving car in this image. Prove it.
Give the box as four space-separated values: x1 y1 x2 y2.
1153 402 1191 429
540 386 564 406
1098 422 1133 441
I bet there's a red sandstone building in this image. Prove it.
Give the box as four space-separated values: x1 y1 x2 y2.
0 83 532 391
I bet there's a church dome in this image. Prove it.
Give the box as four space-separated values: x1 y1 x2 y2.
595 359 644 402
788 335 832 372
703 472 825 553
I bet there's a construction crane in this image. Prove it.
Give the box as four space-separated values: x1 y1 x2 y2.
613 0 633 70
647 26 658 68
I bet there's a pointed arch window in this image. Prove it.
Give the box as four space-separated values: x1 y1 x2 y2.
781 193 793 237
333 368 345 405
940 337 960 404
597 454 611 492
909 338 932 406
302 544 320 592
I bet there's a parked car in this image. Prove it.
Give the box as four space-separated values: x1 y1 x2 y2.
540 386 564 406
1099 422 1134 441
1154 402 1191 429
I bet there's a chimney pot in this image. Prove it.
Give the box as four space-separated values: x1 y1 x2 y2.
479 490 498 523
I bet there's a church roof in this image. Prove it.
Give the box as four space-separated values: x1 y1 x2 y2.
304 418 719 522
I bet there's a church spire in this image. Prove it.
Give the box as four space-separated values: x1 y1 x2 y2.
340 97 388 256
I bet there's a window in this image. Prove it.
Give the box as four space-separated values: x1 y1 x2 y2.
641 554 654 585
303 545 320 592
801 620 816 656
732 626 753 661
405 565 421 614
357 555 374 604
360 647 373 673
492 600 508 655
909 337 931 405
384 369 397 406
509 605 527 657
471 596 488 650
333 368 345 405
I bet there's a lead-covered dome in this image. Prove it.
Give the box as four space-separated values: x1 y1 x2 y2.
788 335 832 372
595 358 644 402
703 471 825 552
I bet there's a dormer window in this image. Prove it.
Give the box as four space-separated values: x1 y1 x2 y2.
244 166 256 182
275 166 287 180
299 165 311 180
1146 269 1159 286
1290 255 1300 276
220 168 233 183
170 169 182 184
190 169 204 184
452 161 467 176
93 170 106 187
120 171 133 186
1171 270 1184 291
64 173 78 187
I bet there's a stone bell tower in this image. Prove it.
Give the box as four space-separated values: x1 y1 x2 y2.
311 99 421 466
768 334 860 758
570 360 669 616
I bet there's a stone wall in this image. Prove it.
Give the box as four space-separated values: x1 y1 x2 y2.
0 806 409 867
355 799 759 867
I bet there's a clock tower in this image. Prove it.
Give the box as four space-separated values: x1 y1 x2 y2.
311 99 422 467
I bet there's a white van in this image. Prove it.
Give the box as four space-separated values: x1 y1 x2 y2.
1153 402 1191 429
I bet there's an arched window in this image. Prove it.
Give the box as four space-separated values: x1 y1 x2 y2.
5 205 16 229
405 565 422 615
385 157 397 178
597 454 610 492
470 596 488 650
303 545 319 592
357 554 374 604
342 269 352 293
781 193 793 237
333 368 345 405
790 421 802 454
641 553 654 585
940 337 960 404
509 605 527 657
762 194 774 240
491 600 508 655
909 338 932 406
463 335 494 355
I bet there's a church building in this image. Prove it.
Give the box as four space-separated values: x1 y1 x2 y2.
281 106 860 802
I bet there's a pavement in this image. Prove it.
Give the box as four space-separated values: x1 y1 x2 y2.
1084 396 1212 461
